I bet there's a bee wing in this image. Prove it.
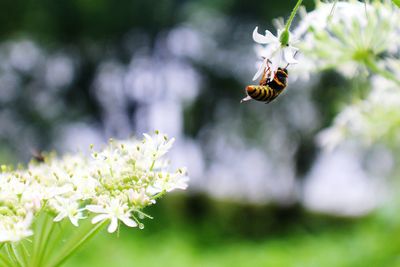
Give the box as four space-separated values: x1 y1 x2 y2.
240 95 253 103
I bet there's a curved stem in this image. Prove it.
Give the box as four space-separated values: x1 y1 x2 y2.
0 249 14 267
364 57 400 86
11 244 25 267
36 215 55 267
30 211 46 267
285 0 304 31
47 220 107 267
5 243 23 267
149 160 155 171
152 190 166 200
328 0 338 18
18 242 30 267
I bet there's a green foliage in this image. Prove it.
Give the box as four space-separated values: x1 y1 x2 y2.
63 196 400 267
393 0 400 8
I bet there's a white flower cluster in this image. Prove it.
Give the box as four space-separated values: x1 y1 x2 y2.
0 131 188 242
286 0 400 149
294 0 400 78
317 76 400 149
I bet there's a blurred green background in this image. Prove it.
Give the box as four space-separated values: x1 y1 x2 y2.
1 0 400 266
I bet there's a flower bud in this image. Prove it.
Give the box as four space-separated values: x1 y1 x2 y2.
279 30 290 46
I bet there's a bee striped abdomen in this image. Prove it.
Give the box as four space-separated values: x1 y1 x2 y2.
246 85 277 102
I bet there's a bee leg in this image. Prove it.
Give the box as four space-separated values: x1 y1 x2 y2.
240 95 252 103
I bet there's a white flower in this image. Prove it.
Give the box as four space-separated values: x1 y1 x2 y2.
87 199 137 233
317 75 400 149
293 1 400 78
0 131 188 244
142 131 175 160
147 168 189 194
0 213 33 243
127 188 155 207
51 197 85 227
252 26 298 81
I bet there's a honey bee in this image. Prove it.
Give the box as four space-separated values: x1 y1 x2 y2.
241 62 289 104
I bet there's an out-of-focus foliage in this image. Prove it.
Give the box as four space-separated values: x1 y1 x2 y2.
1 0 400 266
63 195 400 267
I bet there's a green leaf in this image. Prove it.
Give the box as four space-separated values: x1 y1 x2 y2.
393 0 400 8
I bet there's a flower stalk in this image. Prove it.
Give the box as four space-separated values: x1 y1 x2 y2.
282 0 304 45
363 56 400 87
285 0 303 31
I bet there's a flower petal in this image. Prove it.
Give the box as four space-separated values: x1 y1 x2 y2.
121 217 138 228
86 204 105 213
70 216 79 227
283 47 299 64
53 213 65 222
254 44 269 58
107 218 118 233
252 27 277 44
252 59 267 81
268 59 280 81
91 214 108 224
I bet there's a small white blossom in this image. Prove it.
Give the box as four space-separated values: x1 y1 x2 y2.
87 199 137 233
252 26 298 81
147 168 189 194
127 188 155 207
0 213 33 243
142 132 175 161
51 197 85 227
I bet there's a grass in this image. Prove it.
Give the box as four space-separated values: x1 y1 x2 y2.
64 199 400 267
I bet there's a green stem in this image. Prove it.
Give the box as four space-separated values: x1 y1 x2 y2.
285 0 304 31
152 190 166 200
364 57 400 86
132 208 153 219
30 212 45 267
12 244 25 267
0 249 14 267
18 242 30 267
149 160 155 171
5 243 23 267
36 215 55 267
47 220 107 267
